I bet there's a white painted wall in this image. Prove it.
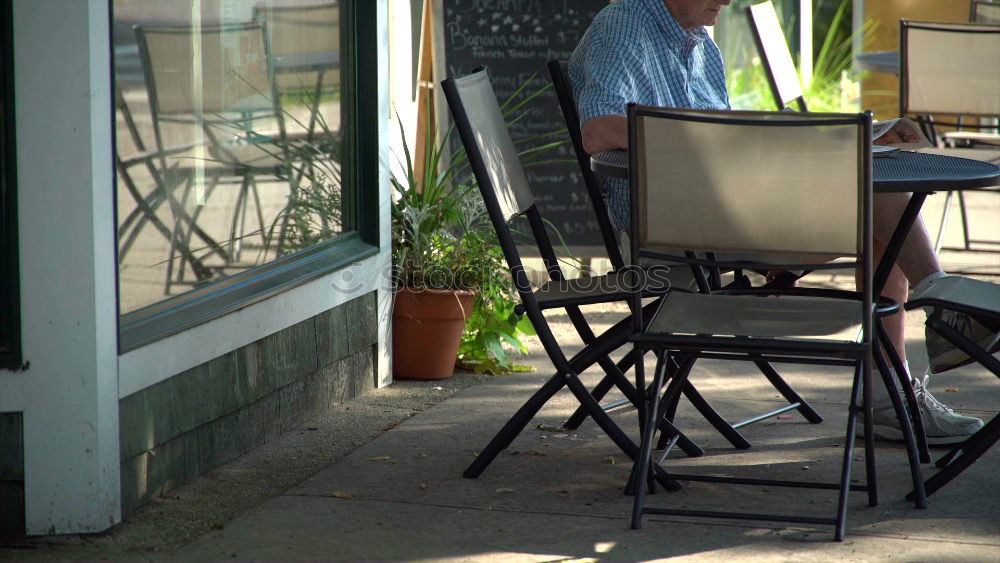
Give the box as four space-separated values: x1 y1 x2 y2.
3 0 121 534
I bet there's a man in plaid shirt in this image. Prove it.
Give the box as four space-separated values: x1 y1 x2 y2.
570 0 988 445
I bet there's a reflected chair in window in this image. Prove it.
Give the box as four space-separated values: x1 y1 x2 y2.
904 276 1000 498
971 0 1000 25
746 0 808 112
623 107 926 540
253 1 340 141
900 20 1000 260
115 86 220 282
546 58 823 446
135 22 301 292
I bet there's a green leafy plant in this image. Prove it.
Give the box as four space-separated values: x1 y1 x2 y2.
392 75 565 374
726 0 875 112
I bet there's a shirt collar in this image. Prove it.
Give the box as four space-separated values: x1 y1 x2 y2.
641 0 709 49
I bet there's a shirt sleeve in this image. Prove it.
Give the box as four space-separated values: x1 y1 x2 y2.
574 27 638 125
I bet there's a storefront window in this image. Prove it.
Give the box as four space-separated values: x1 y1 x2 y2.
114 0 376 350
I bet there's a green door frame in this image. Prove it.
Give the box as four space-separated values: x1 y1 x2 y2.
0 0 22 369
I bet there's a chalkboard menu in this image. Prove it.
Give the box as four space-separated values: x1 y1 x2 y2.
441 0 610 254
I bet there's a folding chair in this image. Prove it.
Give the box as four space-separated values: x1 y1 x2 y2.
746 1 808 112
547 59 823 445
624 106 927 540
903 276 1000 498
253 1 340 141
899 20 1000 259
442 68 703 486
135 22 300 292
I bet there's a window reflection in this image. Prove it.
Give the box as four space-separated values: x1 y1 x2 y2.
114 0 345 314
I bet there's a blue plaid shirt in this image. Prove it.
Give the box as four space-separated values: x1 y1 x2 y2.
569 0 730 231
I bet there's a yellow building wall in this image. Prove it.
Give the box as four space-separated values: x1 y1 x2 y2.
861 0 970 119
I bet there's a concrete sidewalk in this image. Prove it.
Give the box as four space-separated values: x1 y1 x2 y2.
3 191 998 562
4 289 999 562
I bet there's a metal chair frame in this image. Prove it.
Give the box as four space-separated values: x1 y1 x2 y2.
547 59 823 446
899 20 1000 263
623 106 926 540
441 68 698 487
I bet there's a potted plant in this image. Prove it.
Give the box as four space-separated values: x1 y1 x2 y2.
390 119 515 379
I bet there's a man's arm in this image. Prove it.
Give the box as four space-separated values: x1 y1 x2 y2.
581 114 628 154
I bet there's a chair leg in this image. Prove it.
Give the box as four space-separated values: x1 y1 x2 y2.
873 350 928 508
561 373 617 430
564 369 681 492
934 190 954 253
957 190 972 250
230 174 251 262
752 359 824 423
915 413 1000 498
463 374 566 479
644 356 703 457
834 361 865 541
877 321 931 463
631 350 669 529
680 380 752 450
862 357 878 508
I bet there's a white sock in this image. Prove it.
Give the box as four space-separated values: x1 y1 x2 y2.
873 360 912 407
912 271 948 295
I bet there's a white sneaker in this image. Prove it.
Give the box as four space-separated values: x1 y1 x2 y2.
864 375 983 446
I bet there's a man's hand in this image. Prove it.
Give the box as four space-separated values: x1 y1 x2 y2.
581 114 628 154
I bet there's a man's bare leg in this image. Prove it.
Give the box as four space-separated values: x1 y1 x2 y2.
863 192 984 445
874 192 942 285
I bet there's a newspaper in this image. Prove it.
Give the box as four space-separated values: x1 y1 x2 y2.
872 117 933 150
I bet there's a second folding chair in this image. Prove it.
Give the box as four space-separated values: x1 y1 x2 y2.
546 58 824 447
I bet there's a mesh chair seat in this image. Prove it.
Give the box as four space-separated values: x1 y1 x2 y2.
533 269 696 310
646 292 863 344
908 275 1000 319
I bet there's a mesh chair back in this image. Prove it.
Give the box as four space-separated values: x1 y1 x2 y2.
747 1 807 112
901 21 1000 118
136 23 276 116
971 1 1000 24
630 108 867 259
547 59 625 268
254 2 340 91
442 69 535 222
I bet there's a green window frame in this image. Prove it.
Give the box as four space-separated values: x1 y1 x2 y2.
0 0 22 369
117 0 380 352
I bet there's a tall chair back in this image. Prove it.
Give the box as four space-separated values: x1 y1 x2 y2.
746 1 808 112
971 0 1000 24
629 108 865 262
134 22 287 166
547 59 625 268
440 68 561 335
900 20 1000 120
253 2 340 92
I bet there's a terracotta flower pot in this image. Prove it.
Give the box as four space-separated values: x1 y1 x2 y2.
392 287 475 380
